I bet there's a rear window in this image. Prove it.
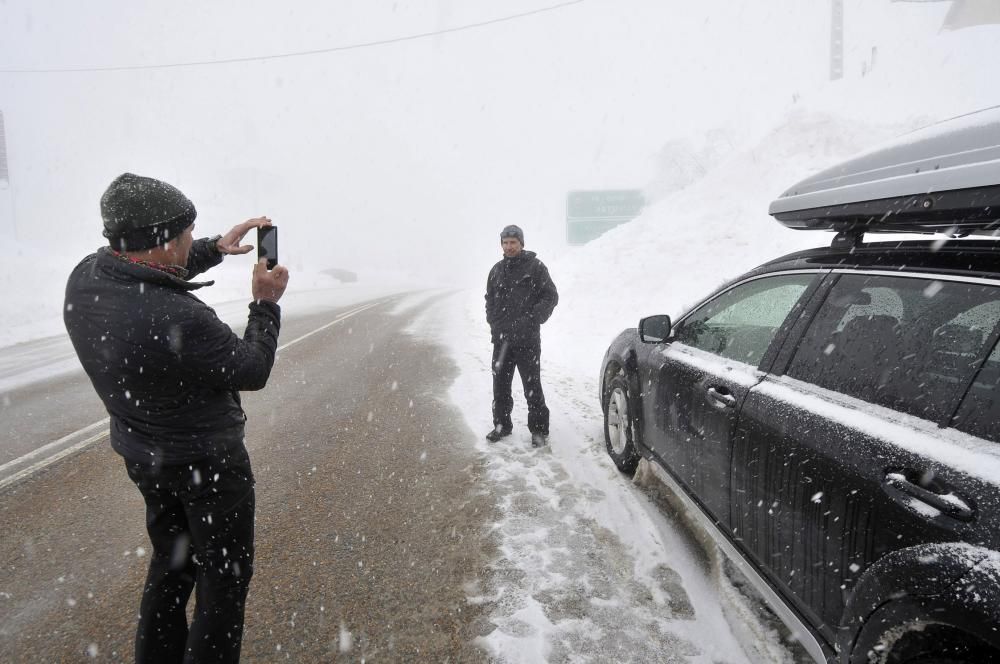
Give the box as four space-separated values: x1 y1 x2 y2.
785 274 1000 424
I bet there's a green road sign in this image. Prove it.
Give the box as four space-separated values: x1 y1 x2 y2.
566 189 644 245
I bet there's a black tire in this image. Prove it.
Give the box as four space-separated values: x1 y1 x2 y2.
603 374 641 474
862 624 998 664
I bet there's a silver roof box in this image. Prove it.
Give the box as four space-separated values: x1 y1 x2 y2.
769 106 1000 236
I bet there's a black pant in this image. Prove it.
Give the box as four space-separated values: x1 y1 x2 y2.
124 446 256 664
492 341 549 435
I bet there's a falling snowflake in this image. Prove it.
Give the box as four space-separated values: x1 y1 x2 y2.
339 622 353 653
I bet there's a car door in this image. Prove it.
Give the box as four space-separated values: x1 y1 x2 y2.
643 273 817 524
732 272 1000 646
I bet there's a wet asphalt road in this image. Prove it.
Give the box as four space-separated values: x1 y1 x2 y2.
0 295 501 662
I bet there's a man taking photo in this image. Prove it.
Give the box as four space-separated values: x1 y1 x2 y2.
64 172 289 663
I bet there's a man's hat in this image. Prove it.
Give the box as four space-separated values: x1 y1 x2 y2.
101 173 197 251
500 224 524 246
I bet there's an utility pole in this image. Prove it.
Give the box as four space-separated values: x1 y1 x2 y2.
830 0 844 80
0 109 15 242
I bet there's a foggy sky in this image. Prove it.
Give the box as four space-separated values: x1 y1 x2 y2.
0 1 866 285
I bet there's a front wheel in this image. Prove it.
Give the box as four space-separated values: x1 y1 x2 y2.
604 375 640 474
858 623 998 664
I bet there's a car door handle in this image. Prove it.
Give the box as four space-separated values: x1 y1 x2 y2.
884 472 975 522
705 386 737 409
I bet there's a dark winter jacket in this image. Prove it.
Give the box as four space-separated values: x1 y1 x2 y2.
485 250 558 346
64 240 281 465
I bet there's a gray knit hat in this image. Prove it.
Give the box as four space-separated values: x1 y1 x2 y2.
100 173 197 251
500 224 524 246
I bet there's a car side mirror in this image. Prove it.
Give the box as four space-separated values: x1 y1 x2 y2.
639 315 672 343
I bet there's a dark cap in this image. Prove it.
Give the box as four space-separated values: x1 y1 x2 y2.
500 224 524 246
100 173 197 251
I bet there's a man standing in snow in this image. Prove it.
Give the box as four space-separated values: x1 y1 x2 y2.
484 224 559 447
64 173 289 663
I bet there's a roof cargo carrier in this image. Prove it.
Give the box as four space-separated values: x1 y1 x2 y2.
769 106 1000 240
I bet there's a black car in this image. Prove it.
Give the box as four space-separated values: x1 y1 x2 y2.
599 107 1000 664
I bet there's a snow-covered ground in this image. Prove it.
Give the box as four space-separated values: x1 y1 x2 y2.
408 291 799 662
3 4 999 662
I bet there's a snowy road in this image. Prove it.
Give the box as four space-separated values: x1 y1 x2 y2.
0 291 799 663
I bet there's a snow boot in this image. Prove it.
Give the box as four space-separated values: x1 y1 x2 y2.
486 425 512 442
531 432 548 448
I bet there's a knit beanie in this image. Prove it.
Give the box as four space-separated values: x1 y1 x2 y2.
101 173 197 251
500 224 524 246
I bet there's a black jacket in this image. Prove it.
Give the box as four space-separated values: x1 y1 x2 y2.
64 240 281 465
485 250 558 346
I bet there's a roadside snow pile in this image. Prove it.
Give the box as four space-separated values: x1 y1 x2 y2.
543 107 914 380
544 13 1000 372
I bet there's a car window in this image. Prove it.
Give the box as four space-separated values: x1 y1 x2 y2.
786 274 1000 423
673 274 814 366
953 339 1000 443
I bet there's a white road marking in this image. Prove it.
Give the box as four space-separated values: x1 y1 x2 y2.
0 418 109 475
0 429 110 491
276 301 382 352
0 300 388 491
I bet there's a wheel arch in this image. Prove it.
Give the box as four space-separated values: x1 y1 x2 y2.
601 346 643 426
840 543 1000 663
